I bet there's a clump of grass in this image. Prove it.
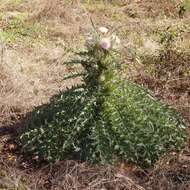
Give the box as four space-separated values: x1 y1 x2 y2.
178 0 190 18
0 11 46 44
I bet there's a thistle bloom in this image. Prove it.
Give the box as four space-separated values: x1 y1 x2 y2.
100 38 111 50
98 27 108 34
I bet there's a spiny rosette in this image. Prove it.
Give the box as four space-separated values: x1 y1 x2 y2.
19 26 187 168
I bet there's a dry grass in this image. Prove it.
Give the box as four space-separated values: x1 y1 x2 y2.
0 0 85 125
0 0 190 189
133 45 190 126
0 157 146 190
27 0 66 20
0 43 81 125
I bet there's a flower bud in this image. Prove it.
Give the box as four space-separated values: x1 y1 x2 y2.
100 38 111 50
99 27 108 34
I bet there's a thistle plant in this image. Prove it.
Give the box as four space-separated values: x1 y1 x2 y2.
20 27 187 168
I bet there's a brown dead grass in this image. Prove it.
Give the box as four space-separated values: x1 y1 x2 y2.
0 44 81 126
0 0 190 190
124 0 190 18
0 158 146 190
0 0 86 125
144 152 190 190
27 0 66 20
133 48 190 126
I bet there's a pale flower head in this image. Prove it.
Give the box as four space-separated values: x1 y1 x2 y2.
100 38 111 50
98 27 109 34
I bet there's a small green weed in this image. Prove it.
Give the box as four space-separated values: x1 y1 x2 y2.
178 0 190 17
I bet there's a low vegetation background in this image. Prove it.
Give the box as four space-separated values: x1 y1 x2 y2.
0 0 190 190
